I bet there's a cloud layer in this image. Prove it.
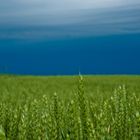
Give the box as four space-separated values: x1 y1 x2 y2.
0 0 140 39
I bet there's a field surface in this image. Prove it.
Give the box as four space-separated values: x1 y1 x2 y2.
0 75 140 139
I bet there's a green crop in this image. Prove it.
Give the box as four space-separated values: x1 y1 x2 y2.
0 75 140 140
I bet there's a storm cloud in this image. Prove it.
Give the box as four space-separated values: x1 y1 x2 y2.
0 0 140 39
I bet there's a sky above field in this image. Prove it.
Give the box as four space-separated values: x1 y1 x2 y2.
0 0 140 75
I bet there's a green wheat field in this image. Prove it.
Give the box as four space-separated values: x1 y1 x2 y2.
0 75 140 140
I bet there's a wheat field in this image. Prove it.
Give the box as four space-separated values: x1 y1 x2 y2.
0 75 140 140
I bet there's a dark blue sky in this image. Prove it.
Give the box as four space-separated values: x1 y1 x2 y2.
0 0 140 75
0 33 140 75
